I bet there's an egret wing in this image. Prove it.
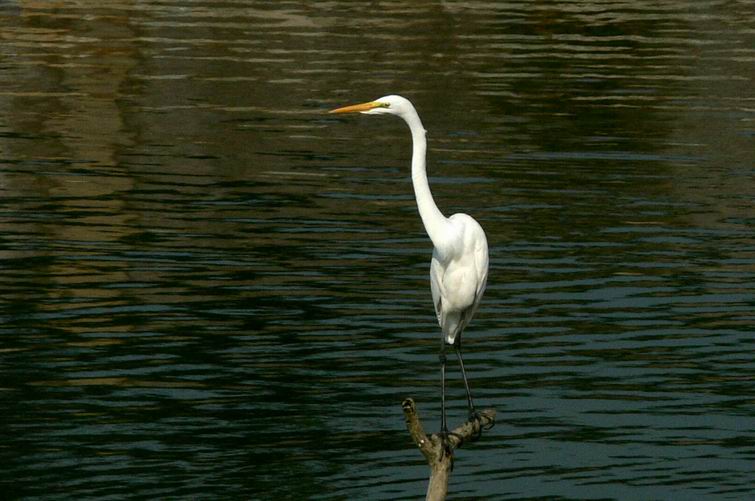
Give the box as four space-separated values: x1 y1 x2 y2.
430 251 443 326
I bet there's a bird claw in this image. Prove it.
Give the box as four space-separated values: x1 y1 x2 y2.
438 430 460 466
439 429 462 451
468 410 494 441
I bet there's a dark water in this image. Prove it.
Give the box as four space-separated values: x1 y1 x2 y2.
1 1 754 499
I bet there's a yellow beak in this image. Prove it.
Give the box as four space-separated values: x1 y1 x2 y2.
329 101 384 114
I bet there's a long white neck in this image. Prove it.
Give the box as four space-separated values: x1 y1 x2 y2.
401 108 451 254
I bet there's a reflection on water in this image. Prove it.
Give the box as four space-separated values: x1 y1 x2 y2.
1 1 754 499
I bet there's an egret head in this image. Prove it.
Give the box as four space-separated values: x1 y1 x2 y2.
329 95 414 117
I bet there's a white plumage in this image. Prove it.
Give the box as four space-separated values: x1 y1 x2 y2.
430 213 488 345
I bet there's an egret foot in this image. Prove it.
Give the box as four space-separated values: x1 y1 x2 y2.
469 409 495 430
439 429 463 444
466 409 495 442
438 429 461 465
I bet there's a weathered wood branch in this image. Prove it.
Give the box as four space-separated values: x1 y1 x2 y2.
402 398 496 501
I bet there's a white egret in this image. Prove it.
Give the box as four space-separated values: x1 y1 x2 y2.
330 95 489 439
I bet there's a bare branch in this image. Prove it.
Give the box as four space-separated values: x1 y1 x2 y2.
401 398 496 501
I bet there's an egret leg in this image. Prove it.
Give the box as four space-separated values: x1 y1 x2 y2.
453 337 476 415
439 341 460 455
439 341 448 435
454 338 494 433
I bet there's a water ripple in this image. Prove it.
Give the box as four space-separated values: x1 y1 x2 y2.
1 0 754 499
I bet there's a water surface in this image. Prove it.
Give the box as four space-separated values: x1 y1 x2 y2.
1 1 754 499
